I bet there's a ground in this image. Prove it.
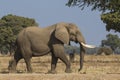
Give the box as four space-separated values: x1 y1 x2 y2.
0 54 120 80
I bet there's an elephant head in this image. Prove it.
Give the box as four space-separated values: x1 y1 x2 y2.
55 22 95 71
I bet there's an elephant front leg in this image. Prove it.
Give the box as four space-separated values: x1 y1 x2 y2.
8 49 23 73
53 44 72 73
59 54 72 73
48 53 58 74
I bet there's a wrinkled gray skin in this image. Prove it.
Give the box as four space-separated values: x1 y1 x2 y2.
8 22 86 73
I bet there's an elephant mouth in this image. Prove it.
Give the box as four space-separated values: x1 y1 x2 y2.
70 37 78 43
75 40 78 43
70 39 78 44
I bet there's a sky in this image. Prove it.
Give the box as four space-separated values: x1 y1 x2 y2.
0 0 119 46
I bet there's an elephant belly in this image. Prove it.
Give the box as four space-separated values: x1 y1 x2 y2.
31 44 50 56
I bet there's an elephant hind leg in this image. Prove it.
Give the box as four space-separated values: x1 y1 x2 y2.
22 52 33 73
24 57 32 73
20 44 33 73
8 49 23 73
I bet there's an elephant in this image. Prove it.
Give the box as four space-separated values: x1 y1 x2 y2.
8 22 95 73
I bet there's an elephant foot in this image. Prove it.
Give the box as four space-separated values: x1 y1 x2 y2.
9 70 17 73
27 70 33 73
47 70 57 74
8 67 17 73
65 69 72 73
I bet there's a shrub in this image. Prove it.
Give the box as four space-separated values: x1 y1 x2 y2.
97 47 113 55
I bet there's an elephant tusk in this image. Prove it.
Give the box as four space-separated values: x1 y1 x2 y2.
81 42 96 48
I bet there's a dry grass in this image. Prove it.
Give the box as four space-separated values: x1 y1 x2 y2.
0 54 120 80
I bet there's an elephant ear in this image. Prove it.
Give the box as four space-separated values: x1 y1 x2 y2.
55 24 69 44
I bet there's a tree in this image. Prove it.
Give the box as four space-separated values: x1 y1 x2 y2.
0 14 38 55
66 0 120 32
101 12 120 32
0 26 15 54
1 14 38 34
101 34 120 51
66 0 110 11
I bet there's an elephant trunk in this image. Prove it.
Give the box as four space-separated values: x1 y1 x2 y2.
77 38 95 71
78 42 85 71
76 33 86 71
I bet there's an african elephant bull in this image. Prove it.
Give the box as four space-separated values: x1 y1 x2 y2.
8 22 95 73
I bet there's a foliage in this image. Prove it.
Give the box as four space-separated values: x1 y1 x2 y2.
66 0 120 12
66 0 120 32
86 47 98 54
66 0 109 11
0 26 15 54
65 45 98 55
0 14 38 54
64 45 77 53
97 47 113 55
101 34 120 51
101 12 120 32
